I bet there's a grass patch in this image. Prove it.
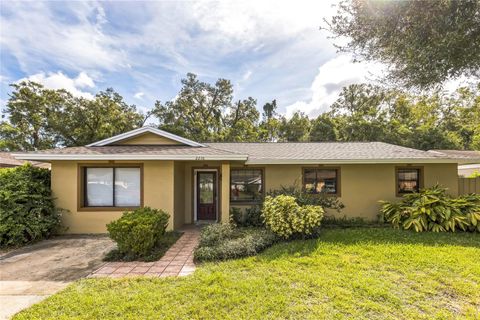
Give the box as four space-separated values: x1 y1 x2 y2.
103 231 182 262
15 228 480 319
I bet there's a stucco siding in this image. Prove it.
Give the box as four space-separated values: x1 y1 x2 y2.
51 160 459 233
116 132 183 145
51 160 175 233
173 162 185 229
231 163 459 221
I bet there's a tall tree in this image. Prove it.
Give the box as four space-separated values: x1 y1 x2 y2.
326 0 480 88
0 82 58 151
48 88 146 147
0 82 146 150
259 99 283 142
153 73 233 141
152 73 260 142
279 111 311 142
224 97 260 142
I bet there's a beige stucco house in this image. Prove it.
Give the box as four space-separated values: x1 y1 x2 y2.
14 127 471 234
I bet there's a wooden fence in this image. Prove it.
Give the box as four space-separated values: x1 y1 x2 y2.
458 177 480 195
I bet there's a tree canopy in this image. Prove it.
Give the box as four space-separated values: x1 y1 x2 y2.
1 75 479 151
326 0 480 88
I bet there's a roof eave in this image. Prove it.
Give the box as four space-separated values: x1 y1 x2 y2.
86 127 205 147
245 158 464 165
12 153 248 161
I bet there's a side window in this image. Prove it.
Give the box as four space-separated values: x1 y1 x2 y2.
396 167 422 195
303 168 339 195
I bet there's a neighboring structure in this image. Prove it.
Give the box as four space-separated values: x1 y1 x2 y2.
14 127 475 233
0 152 50 169
430 150 480 177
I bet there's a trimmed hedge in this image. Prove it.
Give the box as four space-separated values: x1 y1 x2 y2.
194 224 278 262
107 207 170 257
0 164 61 247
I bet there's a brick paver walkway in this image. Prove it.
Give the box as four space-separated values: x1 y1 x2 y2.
90 226 200 278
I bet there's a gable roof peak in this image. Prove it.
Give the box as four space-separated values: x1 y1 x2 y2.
86 127 205 147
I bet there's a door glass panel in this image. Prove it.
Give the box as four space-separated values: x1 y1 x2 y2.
199 173 214 204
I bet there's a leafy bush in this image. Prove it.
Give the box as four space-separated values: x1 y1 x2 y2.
268 184 344 212
107 207 170 257
262 195 324 239
198 223 235 247
454 193 480 232
0 164 61 247
230 205 264 227
194 224 278 262
380 186 480 232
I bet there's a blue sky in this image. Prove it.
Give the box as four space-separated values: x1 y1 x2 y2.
0 0 382 120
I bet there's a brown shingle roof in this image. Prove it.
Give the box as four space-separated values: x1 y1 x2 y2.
14 142 466 163
206 142 450 162
28 145 241 156
430 150 480 159
0 152 50 168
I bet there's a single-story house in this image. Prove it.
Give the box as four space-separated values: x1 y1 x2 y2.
430 150 480 177
13 127 476 234
0 152 50 169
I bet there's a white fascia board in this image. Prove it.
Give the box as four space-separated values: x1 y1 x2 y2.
13 153 248 161
245 158 464 165
86 127 205 147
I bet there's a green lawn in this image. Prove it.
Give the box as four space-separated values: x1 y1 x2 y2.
15 228 480 320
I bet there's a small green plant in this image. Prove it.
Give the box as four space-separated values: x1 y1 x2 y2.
230 205 264 227
380 185 480 232
0 164 62 247
468 171 480 178
262 195 324 239
107 207 170 257
194 224 277 262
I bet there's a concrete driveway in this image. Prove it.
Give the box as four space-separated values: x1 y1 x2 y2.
0 235 115 319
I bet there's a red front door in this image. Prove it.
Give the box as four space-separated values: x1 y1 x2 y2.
196 171 217 220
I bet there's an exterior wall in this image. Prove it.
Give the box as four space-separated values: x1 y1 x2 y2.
51 159 459 233
231 163 459 220
116 132 183 145
51 160 175 233
173 162 185 229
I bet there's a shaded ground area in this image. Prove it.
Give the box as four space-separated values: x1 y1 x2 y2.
0 235 115 319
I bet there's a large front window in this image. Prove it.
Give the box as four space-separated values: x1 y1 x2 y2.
230 169 263 203
303 168 339 195
83 167 141 208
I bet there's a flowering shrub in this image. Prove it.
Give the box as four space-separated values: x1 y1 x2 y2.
262 195 324 239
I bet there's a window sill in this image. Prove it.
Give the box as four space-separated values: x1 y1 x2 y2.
78 206 141 212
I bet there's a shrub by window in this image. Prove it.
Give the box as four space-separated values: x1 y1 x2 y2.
0 164 61 247
230 169 263 203
303 168 339 195
106 207 169 257
81 166 141 208
396 167 422 195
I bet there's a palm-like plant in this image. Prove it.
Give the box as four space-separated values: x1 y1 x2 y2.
380 185 479 232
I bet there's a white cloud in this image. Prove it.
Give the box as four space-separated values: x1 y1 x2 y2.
134 92 145 100
19 71 95 98
285 55 384 117
0 1 127 74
